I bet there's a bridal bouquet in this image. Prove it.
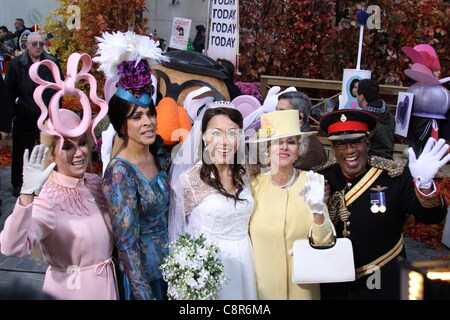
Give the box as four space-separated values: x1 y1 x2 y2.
161 233 227 300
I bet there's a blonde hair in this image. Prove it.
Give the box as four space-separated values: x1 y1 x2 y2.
40 131 94 170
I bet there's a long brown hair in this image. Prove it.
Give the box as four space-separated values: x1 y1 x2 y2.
200 107 246 202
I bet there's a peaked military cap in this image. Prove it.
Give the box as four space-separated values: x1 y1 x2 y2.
320 109 376 141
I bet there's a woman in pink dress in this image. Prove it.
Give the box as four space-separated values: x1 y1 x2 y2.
0 109 117 299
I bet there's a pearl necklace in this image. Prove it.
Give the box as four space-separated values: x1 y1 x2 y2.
269 169 297 189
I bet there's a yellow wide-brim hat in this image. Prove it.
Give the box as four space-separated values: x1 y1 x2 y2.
248 109 316 143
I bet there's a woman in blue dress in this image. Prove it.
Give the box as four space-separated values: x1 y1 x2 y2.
102 59 171 299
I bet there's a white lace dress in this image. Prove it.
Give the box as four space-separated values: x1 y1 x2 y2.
173 163 258 300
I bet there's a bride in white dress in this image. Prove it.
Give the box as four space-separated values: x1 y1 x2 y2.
169 103 257 300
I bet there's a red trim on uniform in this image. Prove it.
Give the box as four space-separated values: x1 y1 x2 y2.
328 121 369 134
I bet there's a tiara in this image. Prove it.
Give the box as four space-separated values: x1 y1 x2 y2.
208 101 236 109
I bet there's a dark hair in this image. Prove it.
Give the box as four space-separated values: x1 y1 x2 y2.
357 79 380 103
196 25 205 33
217 58 235 78
108 94 156 139
200 107 246 202
0 26 8 33
349 78 360 97
278 91 312 119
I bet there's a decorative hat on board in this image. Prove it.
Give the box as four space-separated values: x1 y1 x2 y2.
29 52 108 154
402 44 450 120
402 44 441 72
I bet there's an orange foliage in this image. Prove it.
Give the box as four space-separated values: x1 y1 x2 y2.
44 0 149 97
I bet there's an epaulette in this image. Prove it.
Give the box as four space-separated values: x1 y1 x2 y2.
368 156 405 177
311 158 338 173
312 156 405 178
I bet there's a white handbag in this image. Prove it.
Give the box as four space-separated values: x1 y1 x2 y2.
290 222 356 284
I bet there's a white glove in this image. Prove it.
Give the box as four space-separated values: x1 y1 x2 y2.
243 86 296 131
302 171 325 215
408 138 450 189
21 144 56 196
261 86 297 113
101 123 116 176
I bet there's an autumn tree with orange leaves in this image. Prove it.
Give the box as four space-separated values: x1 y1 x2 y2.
44 0 149 95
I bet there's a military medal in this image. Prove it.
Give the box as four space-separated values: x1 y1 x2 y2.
378 191 387 213
370 193 380 213
371 203 380 213
370 185 388 214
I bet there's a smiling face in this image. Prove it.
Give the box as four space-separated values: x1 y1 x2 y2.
332 137 370 178
268 136 299 172
123 105 157 147
53 135 90 179
202 114 240 165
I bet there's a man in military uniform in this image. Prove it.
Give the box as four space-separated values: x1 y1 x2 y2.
316 109 449 300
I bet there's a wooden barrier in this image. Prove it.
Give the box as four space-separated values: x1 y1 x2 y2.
258 75 410 160
259 75 409 99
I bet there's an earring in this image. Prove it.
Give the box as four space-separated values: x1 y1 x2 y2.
204 145 208 151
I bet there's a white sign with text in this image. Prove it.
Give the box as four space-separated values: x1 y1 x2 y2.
207 0 239 66
169 17 192 50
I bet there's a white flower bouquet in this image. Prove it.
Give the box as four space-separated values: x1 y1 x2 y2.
161 233 227 300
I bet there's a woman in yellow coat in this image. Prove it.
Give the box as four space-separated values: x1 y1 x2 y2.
249 110 334 300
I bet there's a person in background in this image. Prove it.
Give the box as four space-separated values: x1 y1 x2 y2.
249 109 334 300
193 25 206 53
0 75 14 210
169 103 258 300
0 109 117 300
0 26 16 61
217 58 242 100
356 78 395 160
317 109 449 300
12 18 31 49
276 91 327 170
4 31 63 197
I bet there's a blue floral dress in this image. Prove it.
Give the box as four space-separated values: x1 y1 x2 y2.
102 157 170 300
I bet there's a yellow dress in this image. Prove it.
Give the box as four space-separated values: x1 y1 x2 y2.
249 170 333 300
